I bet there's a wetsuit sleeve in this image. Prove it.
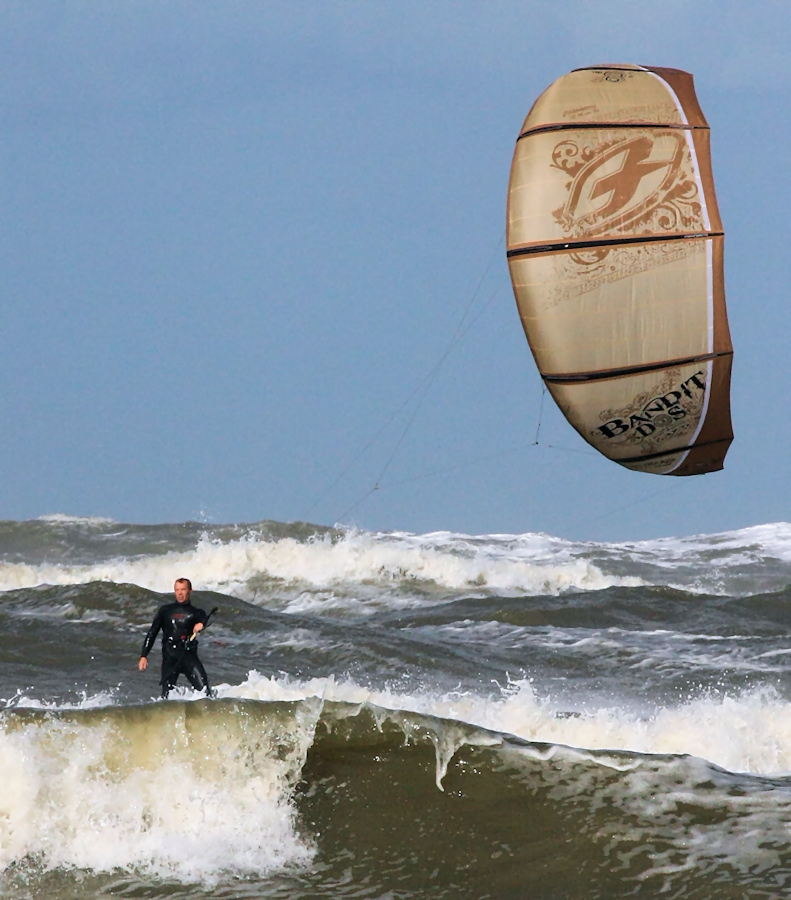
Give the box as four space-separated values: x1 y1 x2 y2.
140 608 163 658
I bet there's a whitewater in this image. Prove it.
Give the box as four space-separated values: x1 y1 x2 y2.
2 516 791 899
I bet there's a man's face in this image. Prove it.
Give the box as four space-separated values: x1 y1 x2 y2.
174 581 191 603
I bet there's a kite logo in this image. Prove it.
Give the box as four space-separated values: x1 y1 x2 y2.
587 140 670 221
551 133 701 240
595 371 706 442
589 70 631 84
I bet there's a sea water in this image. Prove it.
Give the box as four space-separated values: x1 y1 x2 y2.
2 516 791 898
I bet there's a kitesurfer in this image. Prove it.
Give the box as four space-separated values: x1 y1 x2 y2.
138 578 213 698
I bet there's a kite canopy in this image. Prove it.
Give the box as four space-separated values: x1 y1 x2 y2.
506 64 733 475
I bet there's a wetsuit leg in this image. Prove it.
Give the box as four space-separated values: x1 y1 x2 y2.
182 652 211 696
160 649 182 698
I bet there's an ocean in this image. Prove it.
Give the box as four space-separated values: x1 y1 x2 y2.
2 515 791 899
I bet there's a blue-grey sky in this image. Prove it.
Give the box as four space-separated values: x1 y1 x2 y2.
1 1 788 540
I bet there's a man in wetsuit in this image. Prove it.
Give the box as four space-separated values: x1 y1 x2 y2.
138 578 212 698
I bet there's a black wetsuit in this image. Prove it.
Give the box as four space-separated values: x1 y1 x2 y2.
140 600 211 698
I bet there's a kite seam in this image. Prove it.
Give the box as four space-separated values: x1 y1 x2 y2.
541 351 732 384
507 232 723 258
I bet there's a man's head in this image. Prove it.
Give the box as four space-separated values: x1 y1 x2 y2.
174 578 193 603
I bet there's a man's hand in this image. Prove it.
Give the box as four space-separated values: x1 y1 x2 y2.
138 657 147 671
192 622 204 636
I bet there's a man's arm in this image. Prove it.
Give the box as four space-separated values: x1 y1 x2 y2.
138 608 163 671
189 605 208 638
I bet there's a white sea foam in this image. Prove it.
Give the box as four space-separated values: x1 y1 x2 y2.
622 522 791 560
222 671 791 778
599 521 791 590
0 699 318 881
2 689 120 710
6 519 791 599
0 528 642 601
3 521 791 609
5 673 791 884
506 734 791 884
35 514 117 526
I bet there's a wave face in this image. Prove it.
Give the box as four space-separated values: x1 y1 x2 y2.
3 517 791 899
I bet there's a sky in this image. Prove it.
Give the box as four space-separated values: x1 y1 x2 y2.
1 1 789 541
